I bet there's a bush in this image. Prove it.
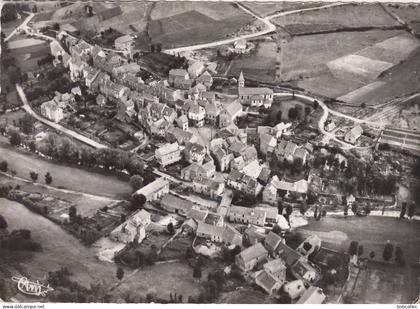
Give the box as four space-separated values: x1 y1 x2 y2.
0 215 7 229
0 160 8 172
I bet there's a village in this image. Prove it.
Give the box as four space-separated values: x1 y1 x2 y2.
1 1 420 305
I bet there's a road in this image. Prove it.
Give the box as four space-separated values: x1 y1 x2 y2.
16 84 108 149
163 2 346 54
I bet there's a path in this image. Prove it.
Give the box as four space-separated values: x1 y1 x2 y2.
4 13 34 42
163 2 346 54
16 84 108 149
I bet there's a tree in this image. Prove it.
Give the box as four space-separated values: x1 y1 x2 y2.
285 205 293 216
29 171 38 182
167 222 175 235
288 107 299 121
400 202 407 219
69 206 77 223
348 241 359 256
407 203 415 219
357 245 364 257
129 175 144 192
0 215 7 229
300 202 307 215
314 206 318 219
193 263 202 282
369 251 375 260
9 130 21 146
277 201 284 214
0 160 8 172
116 267 124 281
45 172 53 185
272 224 281 235
382 242 394 262
395 246 405 266
130 194 146 211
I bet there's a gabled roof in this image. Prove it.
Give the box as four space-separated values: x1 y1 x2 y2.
161 193 193 212
277 242 302 267
264 231 282 252
230 205 266 220
264 258 286 274
239 87 273 96
169 69 188 77
256 270 279 292
134 177 169 197
197 222 224 238
238 242 268 263
155 142 180 157
187 208 208 222
222 224 242 245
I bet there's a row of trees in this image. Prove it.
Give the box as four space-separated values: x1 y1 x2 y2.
0 229 42 252
29 171 53 185
348 241 405 266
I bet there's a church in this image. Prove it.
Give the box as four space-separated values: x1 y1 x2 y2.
237 72 274 110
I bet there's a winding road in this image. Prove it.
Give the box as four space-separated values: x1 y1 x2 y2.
16 84 108 149
4 12 34 42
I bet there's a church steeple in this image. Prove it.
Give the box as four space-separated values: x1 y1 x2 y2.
238 71 244 88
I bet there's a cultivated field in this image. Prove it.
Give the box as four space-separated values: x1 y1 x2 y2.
240 1 325 18
149 3 254 48
385 3 420 23
272 3 400 34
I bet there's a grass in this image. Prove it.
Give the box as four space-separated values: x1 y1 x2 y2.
0 198 118 287
241 2 325 18
386 3 420 23
0 143 132 199
272 3 400 30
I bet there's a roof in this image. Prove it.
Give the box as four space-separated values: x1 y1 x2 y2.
155 142 179 157
161 194 193 212
277 242 302 267
264 258 286 274
264 231 282 252
134 177 169 197
238 242 268 263
230 205 266 220
185 142 205 154
349 125 363 137
60 23 78 33
193 177 222 191
242 160 263 179
294 148 308 161
131 209 151 225
197 71 213 82
224 100 242 117
271 176 308 193
177 115 188 124
239 87 273 96
186 208 208 222
296 286 325 304
222 224 242 245
115 34 133 45
169 69 188 77
197 222 224 238
260 133 277 147
256 270 279 292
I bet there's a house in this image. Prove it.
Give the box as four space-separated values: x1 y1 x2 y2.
230 156 246 171
325 120 336 132
155 142 182 167
204 212 224 227
196 222 224 243
176 115 189 131
272 122 292 139
96 94 107 106
204 101 221 125
114 34 134 52
181 161 215 181
40 101 64 123
166 127 197 145
71 86 82 97
244 225 266 245
160 194 193 216
188 103 206 127
243 145 258 162
168 69 191 90
264 231 283 253
196 71 213 89
255 270 283 295
184 142 206 164
235 242 268 272
263 258 287 282
284 280 306 300
242 160 263 179
238 72 273 108
219 100 242 128
226 170 263 197
296 286 326 304
344 125 363 144
189 83 207 100
193 177 225 199
186 208 208 222
133 177 170 201
228 205 266 227
259 133 277 157
221 223 242 246
234 39 247 53
188 61 205 79
110 210 151 244
212 146 234 172
275 139 308 164
258 166 272 185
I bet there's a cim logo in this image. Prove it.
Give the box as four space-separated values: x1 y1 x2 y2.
11 276 54 297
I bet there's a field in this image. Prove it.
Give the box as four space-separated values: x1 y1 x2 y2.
272 3 400 33
241 2 325 18
298 216 420 303
0 144 132 199
218 287 276 304
149 5 253 49
386 3 420 23
0 199 118 290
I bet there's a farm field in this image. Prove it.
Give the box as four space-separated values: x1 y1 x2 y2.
272 3 400 34
240 1 325 18
385 3 420 23
148 3 254 49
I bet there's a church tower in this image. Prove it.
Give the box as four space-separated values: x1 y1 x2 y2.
238 71 245 88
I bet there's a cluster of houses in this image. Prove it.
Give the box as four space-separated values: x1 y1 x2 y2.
40 87 81 122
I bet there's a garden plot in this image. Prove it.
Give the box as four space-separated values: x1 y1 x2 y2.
327 54 394 84
338 81 386 103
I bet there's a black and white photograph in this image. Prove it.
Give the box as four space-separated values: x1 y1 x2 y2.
0 0 420 306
